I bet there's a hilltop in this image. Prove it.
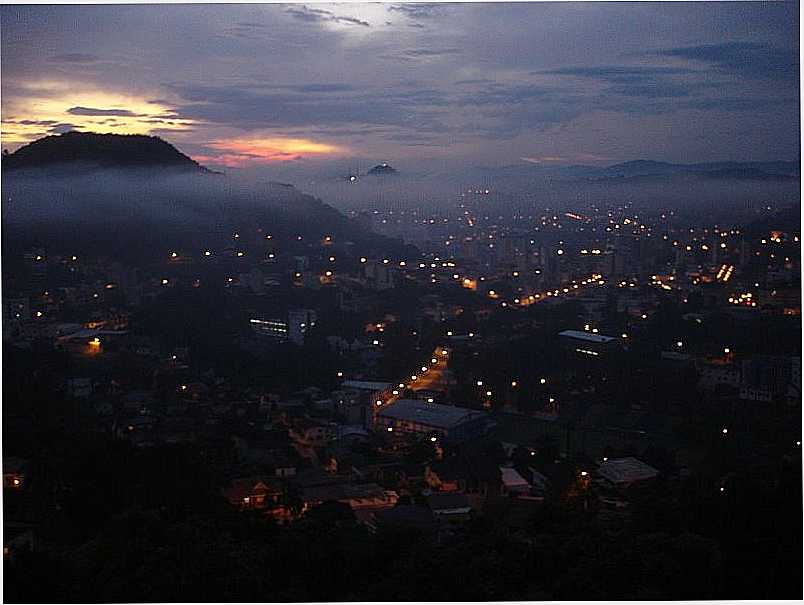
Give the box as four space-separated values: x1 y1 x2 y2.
2 131 211 173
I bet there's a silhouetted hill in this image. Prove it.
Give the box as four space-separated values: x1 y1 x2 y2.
471 159 799 183
367 163 397 176
599 159 798 180
2 131 211 173
1 137 415 265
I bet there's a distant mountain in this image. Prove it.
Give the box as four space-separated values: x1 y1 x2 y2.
1 133 415 265
469 158 799 183
367 163 397 176
597 159 799 180
2 131 211 173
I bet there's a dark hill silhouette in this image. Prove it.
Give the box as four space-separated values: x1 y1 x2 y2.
1 134 416 266
367 163 397 176
2 131 210 173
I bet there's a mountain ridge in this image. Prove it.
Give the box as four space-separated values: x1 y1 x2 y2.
2 131 213 173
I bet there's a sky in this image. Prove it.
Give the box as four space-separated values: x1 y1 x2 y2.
1 2 800 175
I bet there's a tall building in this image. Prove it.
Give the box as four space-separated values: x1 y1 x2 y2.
288 309 317 345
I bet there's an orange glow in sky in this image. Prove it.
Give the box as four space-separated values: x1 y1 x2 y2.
0 81 195 148
203 137 346 166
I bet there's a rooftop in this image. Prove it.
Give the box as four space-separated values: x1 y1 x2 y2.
342 380 393 392
500 466 530 489
558 330 617 344
598 457 659 485
378 399 486 429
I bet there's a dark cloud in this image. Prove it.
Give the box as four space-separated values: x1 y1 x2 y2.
49 123 81 134
654 41 799 80
285 5 370 28
454 79 495 86
288 83 355 93
165 81 452 133
4 118 59 126
542 64 718 100
607 82 692 99
67 106 143 117
400 48 462 58
388 4 444 19
234 21 269 29
543 66 697 80
682 96 798 112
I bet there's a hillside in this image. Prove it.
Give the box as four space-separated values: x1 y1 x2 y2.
2 131 210 173
1 133 414 264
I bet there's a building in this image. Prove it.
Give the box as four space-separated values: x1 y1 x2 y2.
375 399 491 441
338 380 394 427
249 308 317 345
250 317 289 340
287 309 317 345
499 466 531 495
223 477 284 510
558 330 619 357
301 483 398 513
597 457 659 489
426 493 473 522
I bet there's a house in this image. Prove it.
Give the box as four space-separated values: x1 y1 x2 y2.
331 388 372 427
223 477 283 510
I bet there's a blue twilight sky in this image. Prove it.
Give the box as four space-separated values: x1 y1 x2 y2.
1 2 800 173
